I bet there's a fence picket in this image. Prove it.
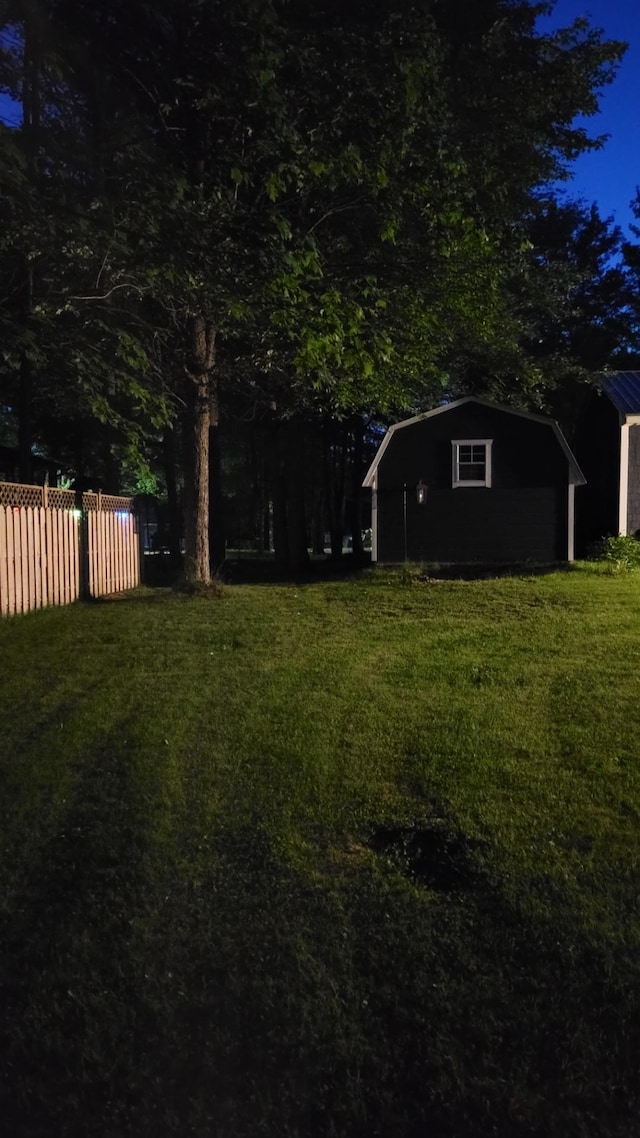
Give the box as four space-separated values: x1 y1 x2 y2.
115 513 122 593
38 508 46 606
26 508 36 611
62 511 70 604
96 511 104 595
17 509 27 613
125 516 134 588
87 511 95 596
53 509 62 604
23 510 32 611
46 508 55 606
32 509 42 610
0 509 8 616
109 512 116 595
6 509 16 614
69 511 79 602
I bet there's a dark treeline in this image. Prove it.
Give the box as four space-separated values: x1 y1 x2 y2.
1 0 639 576
144 409 376 572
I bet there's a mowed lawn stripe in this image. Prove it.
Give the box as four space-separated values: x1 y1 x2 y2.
1 565 640 1136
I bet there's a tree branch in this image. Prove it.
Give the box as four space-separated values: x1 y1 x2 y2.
66 283 148 301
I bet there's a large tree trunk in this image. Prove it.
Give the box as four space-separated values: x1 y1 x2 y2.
162 427 182 567
183 315 216 584
209 378 225 572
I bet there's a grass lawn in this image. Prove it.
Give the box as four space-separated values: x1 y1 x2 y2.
2 564 640 1136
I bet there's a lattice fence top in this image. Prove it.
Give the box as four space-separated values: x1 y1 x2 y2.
0 482 60 508
0 481 135 513
83 492 134 513
47 488 76 510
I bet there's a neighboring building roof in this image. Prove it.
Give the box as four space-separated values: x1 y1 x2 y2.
362 396 585 487
601 372 640 416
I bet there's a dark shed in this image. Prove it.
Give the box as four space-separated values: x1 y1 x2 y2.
574 372 640 552
363 397 585 564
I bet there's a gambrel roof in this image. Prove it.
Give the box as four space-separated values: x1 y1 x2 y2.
362 396 585 487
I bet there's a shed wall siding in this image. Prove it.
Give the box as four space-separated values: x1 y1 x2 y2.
377 487 562 563
574 392 620 551
627 424 640 535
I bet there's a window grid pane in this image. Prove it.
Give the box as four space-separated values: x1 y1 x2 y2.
458 443 486 481
458 463 485 481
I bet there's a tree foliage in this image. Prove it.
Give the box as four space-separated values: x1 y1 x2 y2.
0 0 631 572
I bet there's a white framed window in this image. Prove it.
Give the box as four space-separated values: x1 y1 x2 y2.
452 439 492 488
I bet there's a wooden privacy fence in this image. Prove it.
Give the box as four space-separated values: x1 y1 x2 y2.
0 482 141 617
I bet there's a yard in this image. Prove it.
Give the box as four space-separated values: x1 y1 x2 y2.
2 564 640 1137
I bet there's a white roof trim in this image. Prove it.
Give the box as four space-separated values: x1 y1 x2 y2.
362 396 585 487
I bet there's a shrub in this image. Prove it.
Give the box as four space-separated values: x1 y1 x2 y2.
592 533 640 574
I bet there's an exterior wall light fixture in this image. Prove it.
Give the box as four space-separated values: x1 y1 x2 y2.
416 480 427 505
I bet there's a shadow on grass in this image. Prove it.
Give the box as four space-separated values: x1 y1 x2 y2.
3 796 640 1138
85 587 178 607
117 553 374 593
367 822 487 892
117 556 577 596
214 557 575 585
419 561 576 581
0 733 153 1137
217 553 372 585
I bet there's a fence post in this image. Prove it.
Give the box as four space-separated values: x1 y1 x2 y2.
76 490 90 599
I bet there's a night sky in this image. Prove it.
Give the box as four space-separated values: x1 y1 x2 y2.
538 0 640 238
